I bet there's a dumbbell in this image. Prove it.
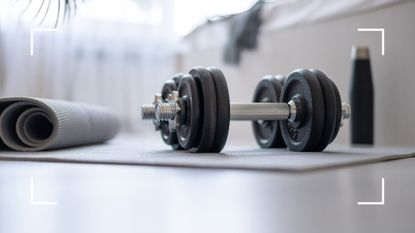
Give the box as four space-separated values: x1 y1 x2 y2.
141 67 351 152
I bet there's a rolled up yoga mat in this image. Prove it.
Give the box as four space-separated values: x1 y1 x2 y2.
0 97 120 151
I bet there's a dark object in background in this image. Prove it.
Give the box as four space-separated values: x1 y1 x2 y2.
223 0 264 65
350 46 374 145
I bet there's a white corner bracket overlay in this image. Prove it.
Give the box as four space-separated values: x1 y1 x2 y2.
30 178 58 206
357 28 385 56
30 28 57 56
357 177 385 206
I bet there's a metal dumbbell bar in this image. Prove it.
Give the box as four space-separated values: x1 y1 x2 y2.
231 102 350 121
141 67 351 152
146 98 349 123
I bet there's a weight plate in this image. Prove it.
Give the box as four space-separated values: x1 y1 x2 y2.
172 73 185 86
276 75 286 85
176 74 201 149
310 69 337 151
330 79 342 143
160 79 182 149
207 67 230 152
188 67 217 152
252 75 286 148
280 69 325 151
161 79 178 101
160 80 178 145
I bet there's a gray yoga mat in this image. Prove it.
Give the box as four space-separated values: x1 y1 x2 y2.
0 97 120 151
1 134 414 171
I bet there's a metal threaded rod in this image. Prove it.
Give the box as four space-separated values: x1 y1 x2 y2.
141 104 156 120
342 102 351 120
156 103 178 121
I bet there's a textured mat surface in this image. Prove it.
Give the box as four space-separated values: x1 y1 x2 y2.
1 134 414 171
0 97 120 151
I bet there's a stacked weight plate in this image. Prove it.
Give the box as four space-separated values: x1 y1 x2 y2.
159 67 230 152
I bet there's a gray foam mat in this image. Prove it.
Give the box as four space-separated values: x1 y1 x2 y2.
1 134 414 171
0 97 120 151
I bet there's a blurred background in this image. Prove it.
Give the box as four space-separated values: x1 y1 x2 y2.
0 0 415 147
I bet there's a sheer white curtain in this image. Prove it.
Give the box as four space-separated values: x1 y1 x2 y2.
0 0 257 131
0 0 177 131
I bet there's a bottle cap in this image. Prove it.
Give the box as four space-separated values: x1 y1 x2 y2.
351 46 370 60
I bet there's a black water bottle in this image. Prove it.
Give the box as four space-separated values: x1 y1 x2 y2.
350 46 374 145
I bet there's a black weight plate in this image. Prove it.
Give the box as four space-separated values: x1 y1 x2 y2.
276 75 286 85
252 75 286 148
310 69 337 151
160 80 178 145
161 79 178 100
280 69 325 151
188 67 217 152
330 79 342 143
176 74 201 149
172 73 185 86
160 79 182 149
207 67 230 152
170 142 183 150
